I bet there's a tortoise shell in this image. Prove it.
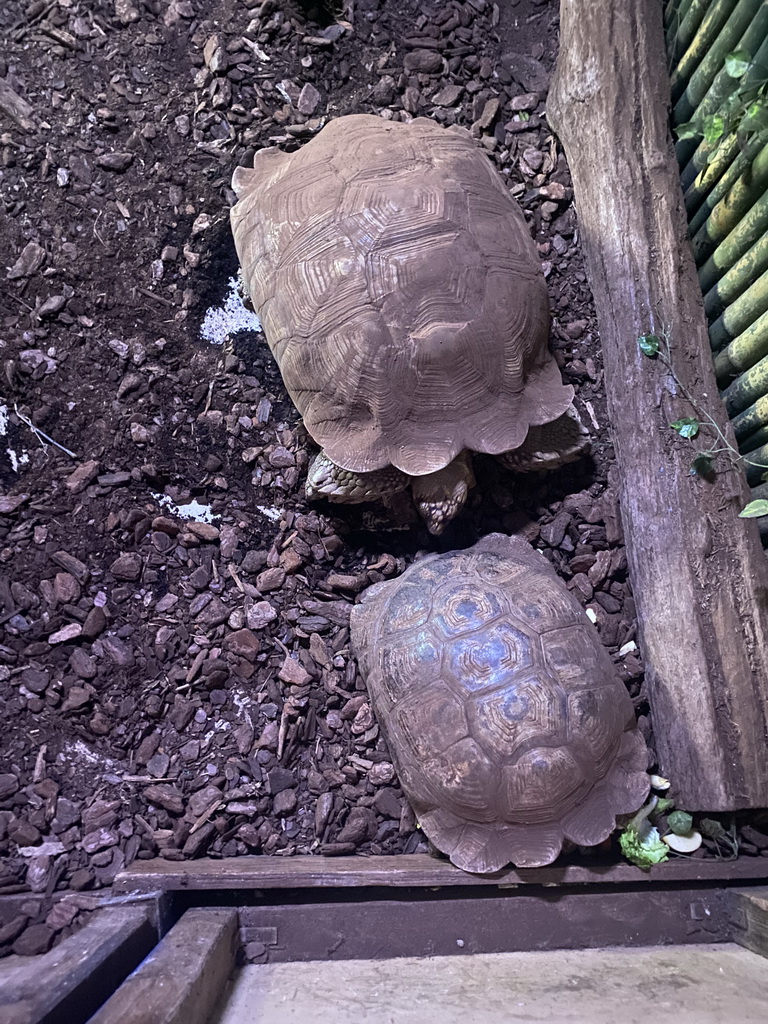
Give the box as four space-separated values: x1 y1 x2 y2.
230 114 573 477
350 533 649 873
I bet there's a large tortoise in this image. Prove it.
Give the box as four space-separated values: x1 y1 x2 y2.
230 114 588 534
350 533 649 873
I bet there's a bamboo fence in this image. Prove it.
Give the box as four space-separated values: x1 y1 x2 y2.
665 0 768 528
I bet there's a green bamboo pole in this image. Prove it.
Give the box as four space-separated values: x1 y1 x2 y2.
714 307 768 379
732 392 768 440
709 264 768 348
738 421 768 452
671 0 740 103
704 230 768 318
665 0 695 34
688 132 768 236
669 0 720 68
673 0 762 125
743 441 768 483
682 130 740 204
698 184 768 292
678 30 768 194
722 350 768 414
691 140 768 264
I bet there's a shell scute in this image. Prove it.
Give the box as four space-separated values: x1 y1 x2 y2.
471 674 567 759
444 622 534 693
350 533 650 872
230 114 572 476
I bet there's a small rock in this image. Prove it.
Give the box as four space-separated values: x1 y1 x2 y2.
144 784 185 815
369 762 396 786
268 446 295 468
13 924 54 957
7 241 46 280
278 656 311 686
509 92 539 112
82 828 119 853
404 49 442 73
187 522 220 542
48 622 83 645
245 600 277 630
97 152 134 172
45 901 79 932
256 568 285 593
110 553 142 581
267 767 296 794
432 83 462 106
195 597 230 628
54 572 80 604
476 97 500 131
273 789 297 816
188 785 222 817
65 460 100 494
98 634 134 667
225 628 261 662
0 915 29 945
297 83 321 115
81 606 107 640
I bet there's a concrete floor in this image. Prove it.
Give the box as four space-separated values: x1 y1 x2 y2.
212 943 768 1024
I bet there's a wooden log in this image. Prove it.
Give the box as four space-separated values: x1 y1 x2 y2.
548 0 768 809
730 887 768 958
89 909 238 1024
112 853 768 894
0 906 155 1024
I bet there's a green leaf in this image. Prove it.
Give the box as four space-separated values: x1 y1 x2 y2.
725 50 751 78
667 810 694 836
702 114 725 144
638 333 660 356
699 817 726 840
738 499 768 518
690 451 716 478
671 417 699 439
674 119 700 140
740 101 768 133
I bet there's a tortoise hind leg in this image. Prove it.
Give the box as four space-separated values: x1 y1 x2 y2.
411 451 476 536
499 406 590 472
306 451 408 504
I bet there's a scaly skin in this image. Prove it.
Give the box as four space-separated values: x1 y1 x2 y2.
306 451 408 503
305 406 590 531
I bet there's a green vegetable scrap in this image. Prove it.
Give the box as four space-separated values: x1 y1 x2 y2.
667 810 694 836
618 796 669 869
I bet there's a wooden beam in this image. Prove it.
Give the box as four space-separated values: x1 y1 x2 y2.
0 907 154 1024
113 852 768 894
730 887 768 958
89 909 238 1024
547 0 768 809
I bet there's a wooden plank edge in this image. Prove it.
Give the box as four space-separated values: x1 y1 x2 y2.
0 906 155 1024
89 908 238 1024
729 886 768 959
113 853 768 894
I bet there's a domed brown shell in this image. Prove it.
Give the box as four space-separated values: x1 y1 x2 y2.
230 114 572 477
350 533 649 873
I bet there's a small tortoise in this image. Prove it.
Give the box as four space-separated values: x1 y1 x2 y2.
350 533 649 873
230 114 588 534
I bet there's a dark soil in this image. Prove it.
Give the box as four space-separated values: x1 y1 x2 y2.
1 0 764 957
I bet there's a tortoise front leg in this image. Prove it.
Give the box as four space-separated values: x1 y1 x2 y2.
410 451 476 535
306 451 409 504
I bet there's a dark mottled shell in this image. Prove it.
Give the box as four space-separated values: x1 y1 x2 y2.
350 533 649 873
230 114 572 476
